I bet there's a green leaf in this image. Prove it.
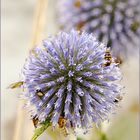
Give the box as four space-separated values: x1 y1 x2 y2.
31 119 51 140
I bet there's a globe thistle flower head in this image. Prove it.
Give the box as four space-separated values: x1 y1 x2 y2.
22 30 123 132
58 0 140 59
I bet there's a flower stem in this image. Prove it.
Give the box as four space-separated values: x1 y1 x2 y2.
99 132 108 140
97 126 109 140
31 119 51 140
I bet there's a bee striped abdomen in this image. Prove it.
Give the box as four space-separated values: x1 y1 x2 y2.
104 50 112 67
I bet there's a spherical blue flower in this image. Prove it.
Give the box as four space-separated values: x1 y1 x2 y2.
22 30 122 131
58 0 140 59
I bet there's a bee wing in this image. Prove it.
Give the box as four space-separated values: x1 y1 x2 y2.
8 81 24 89
32 116 39 128
32 119 39 128
114 95 123 103
36 92 44 97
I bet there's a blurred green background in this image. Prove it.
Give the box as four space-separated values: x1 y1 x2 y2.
1 0 139 140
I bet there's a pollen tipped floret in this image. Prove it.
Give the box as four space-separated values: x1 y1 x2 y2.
58 0 140 57
23 30 122 131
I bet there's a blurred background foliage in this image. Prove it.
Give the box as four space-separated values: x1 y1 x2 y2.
1 0 139 140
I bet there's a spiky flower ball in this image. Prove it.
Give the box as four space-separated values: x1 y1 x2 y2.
58 0 140 58
22 30 122 132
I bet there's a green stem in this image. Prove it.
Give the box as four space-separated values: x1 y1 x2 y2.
99 132 108 140
97 127 108 140
77 137 83 140
94 124 109 140
31 120 51 140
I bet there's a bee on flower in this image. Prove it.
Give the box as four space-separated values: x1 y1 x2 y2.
11 30 123 135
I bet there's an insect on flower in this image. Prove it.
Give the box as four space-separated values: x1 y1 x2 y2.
74 0 82 8
8 81 24 89
114 95 123 103
58 116 69 136
32 115 39 128
103 49 112 67
11 30 123 135
58 0 140 61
